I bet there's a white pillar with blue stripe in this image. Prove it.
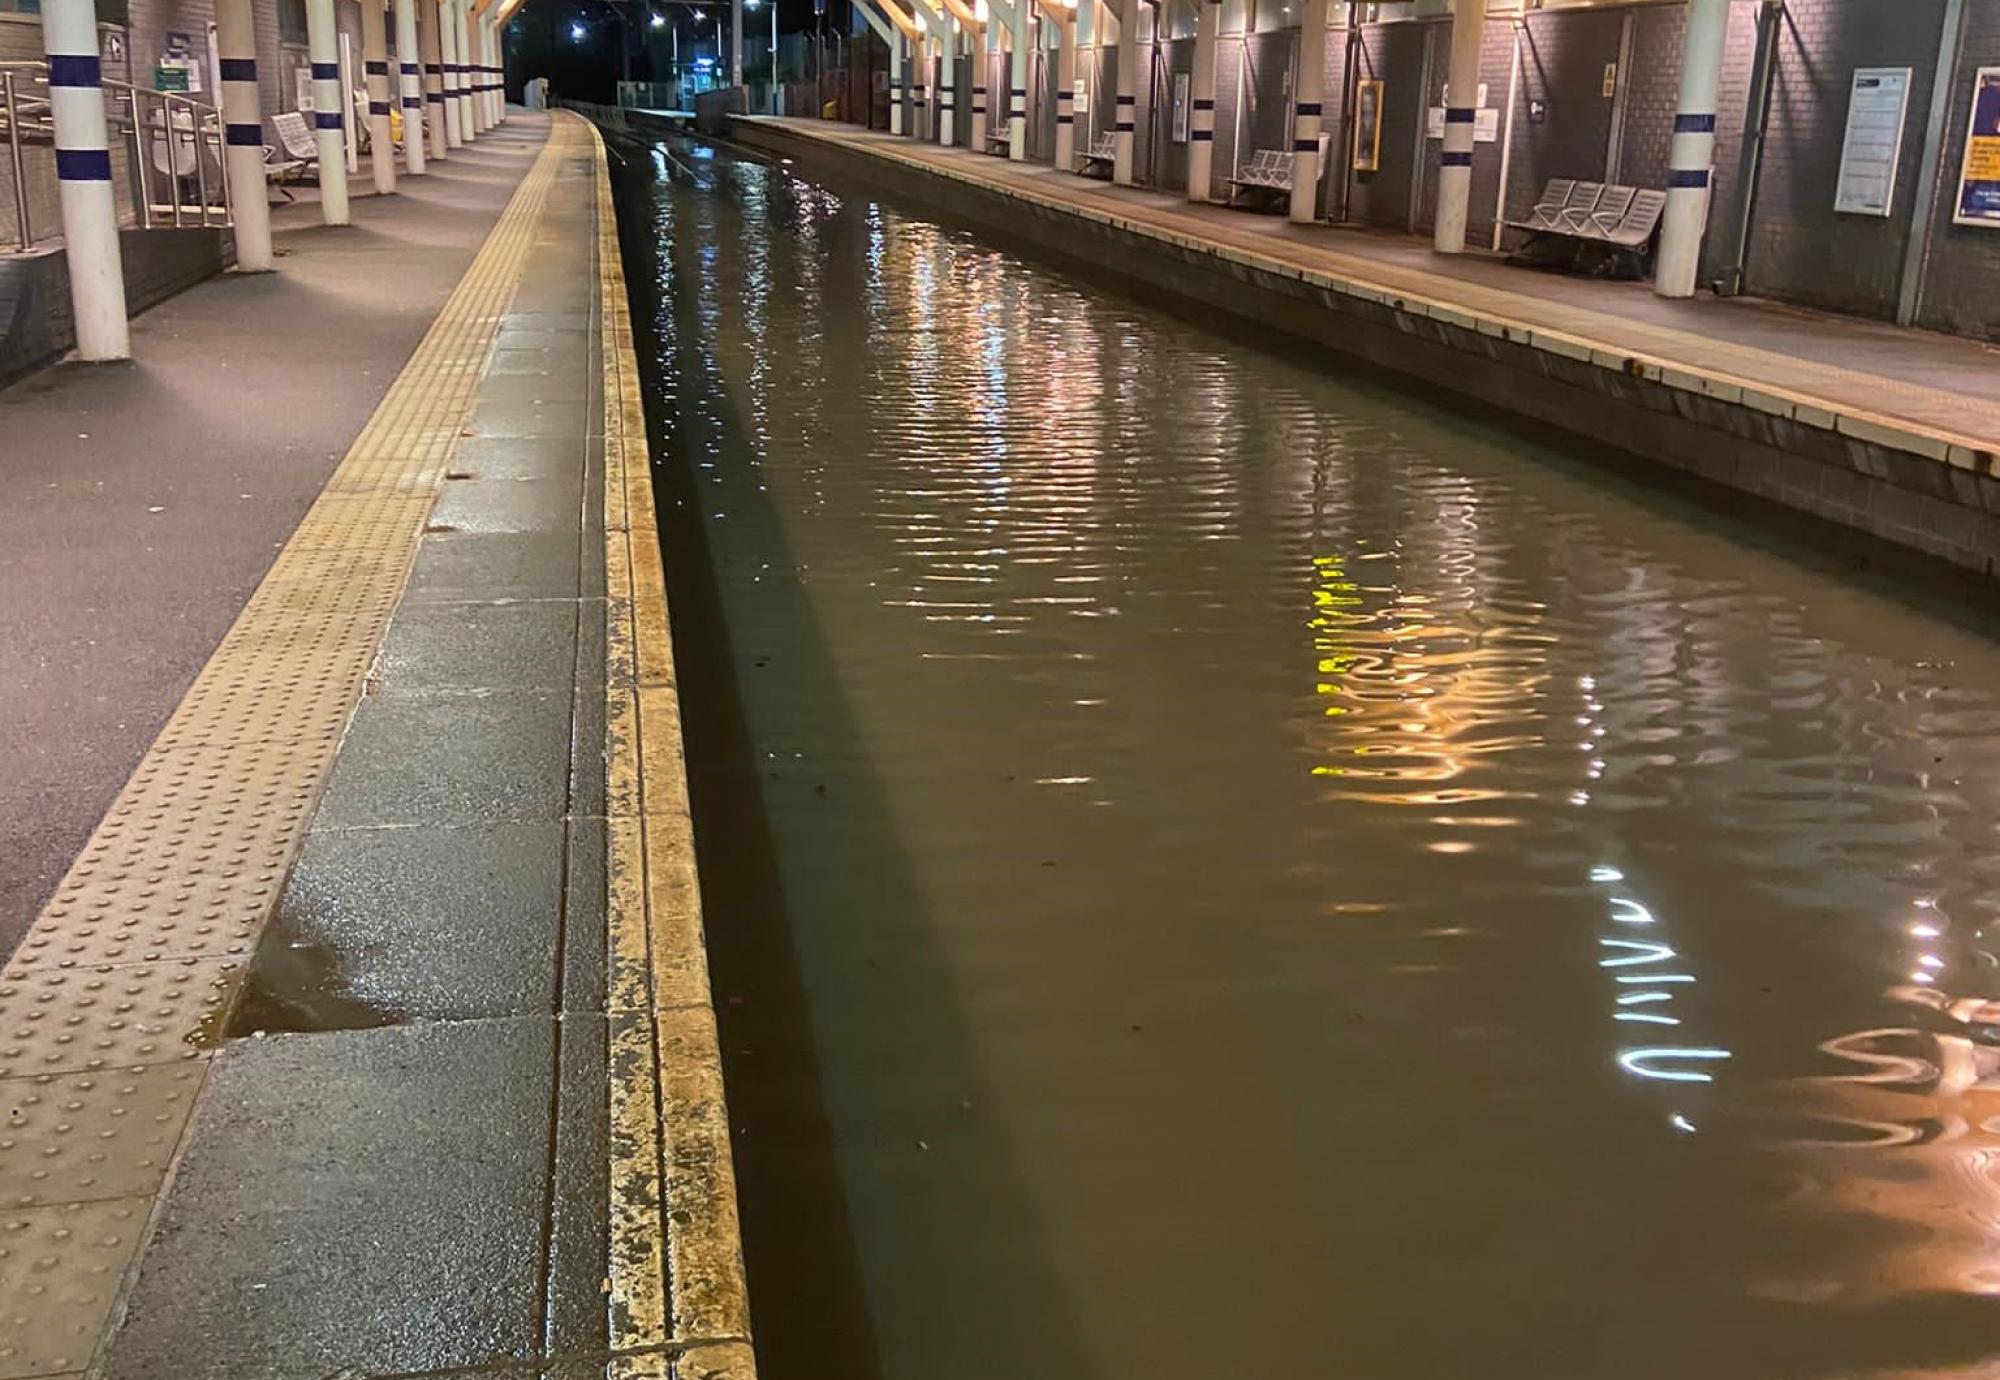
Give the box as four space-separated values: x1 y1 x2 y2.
363 0 397 194
1054 10 1076 172
306 0 351 224
937 12 957 147
1006 0 1026 160
40 0 128 358
972 5 993 153
1288 0 1327 221
455 0 478 140
1186 0 1218 200
217 0 273 270
1655 0 1729 299
395 0 427 174
889 33 905 135
1432 0 1485 253
1111 0 1136 184
438 0 464 148
421 0 450 156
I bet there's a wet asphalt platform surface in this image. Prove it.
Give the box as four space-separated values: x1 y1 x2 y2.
85 132 626 1379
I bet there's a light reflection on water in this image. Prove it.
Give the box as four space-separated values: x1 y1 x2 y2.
621 136 2000 1380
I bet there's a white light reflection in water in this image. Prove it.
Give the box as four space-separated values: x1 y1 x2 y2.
1587 843 1730 1100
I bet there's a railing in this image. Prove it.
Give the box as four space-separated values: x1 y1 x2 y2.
2 59 233 254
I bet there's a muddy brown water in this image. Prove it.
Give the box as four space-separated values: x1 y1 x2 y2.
611 134 2000 1380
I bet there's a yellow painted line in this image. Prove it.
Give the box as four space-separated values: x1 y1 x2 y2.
583 115 759 1374
0 119 578 1377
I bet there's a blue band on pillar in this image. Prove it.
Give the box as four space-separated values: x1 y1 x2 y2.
1444 106 1474 124
1669 167 1710 188
1293 137 1317 151
1056 113 1073 124
1440 150 1472 167
1673 112 1716 134
314 110 344 128
1116 94 1133 105
311 61 339 79
425 62 442 73
55 148 113 179
1115 120 1133 132
225 122 264 145
47 54 102 87
1296 101 1321 116
370 99 391 113
402 61 420 74
364 59 388 74
1190 129 1212 141
219 57 258 81
1192 97 1213 111
428 92 445 102
403 96 424 107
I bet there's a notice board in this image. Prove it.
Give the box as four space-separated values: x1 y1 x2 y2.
1834 67 1910 216
1956 67 2000 229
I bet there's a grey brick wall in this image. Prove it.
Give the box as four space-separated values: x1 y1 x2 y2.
1342 19 1424 227
1740 0 1950 318
1915 0 2000 340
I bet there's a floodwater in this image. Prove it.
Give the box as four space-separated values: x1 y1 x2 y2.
611 134 2000 1380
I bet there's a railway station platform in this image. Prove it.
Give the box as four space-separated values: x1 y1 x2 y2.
0 110 751 1379
729 116 2000 580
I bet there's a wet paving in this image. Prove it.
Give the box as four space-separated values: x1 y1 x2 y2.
612 134 2000 1380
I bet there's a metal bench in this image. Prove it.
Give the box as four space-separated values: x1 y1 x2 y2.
1507 177 1669 279
985 127 1011 154
1225 147 1307 211
266 109 320 199
1078 130 1115 177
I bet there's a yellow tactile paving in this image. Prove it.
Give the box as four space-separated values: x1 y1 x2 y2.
0 116 580 1377
585 117 758 1374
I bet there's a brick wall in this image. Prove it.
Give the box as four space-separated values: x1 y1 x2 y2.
1915 1 2000 340
1342 19 1424 227
1740 0 1950 318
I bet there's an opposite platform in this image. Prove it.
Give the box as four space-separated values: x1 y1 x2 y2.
729 116 2000 577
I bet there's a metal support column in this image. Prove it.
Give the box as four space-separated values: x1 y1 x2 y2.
306 0 351 224
1655 0 1730 298
1289 0 1327 221
1432 0 1485 253
362 0 397 194
395 0 427 173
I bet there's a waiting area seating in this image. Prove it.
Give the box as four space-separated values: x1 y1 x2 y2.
266 110 321 200
1080 131 1115 177
1507 178 1669 279
1226 148 1292 205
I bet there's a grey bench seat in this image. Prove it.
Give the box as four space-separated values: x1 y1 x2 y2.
1507 176 1669 278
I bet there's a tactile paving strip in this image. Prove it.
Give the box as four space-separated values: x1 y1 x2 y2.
0 117 585 1377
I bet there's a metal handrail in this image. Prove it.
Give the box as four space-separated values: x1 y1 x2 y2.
2 58 234 253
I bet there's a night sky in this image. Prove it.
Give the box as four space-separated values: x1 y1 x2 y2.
503 0 850 104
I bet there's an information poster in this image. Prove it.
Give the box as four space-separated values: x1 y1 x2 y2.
1171 72 1189 143
1955 67 2000 229
1834 66 1910 216
1352 79 1382 172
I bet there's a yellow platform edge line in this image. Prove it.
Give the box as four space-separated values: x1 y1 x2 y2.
0 121 579 1380
580 112 759 1380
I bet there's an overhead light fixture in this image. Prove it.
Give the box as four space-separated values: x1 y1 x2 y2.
650 9 665 24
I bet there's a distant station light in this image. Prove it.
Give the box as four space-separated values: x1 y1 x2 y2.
570 19 586 39
650 9 664 23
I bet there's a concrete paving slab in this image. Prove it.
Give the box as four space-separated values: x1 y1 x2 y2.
100 1018 553 1380
547 1013 611 1355
433 474 590 533
405 530 586 603
375 601 580 692
470 394 593 440
313 690 572 829
229 821 565 1032
453 433 595 480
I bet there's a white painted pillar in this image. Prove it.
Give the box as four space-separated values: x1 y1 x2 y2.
216 0 274 269
938 13 956 145
306 0 351 224
1432 0 1485 253
1187 0 1217 199
41 0 128 358
456 0 478 138
1054 13 1076 170
973 13 992 151
1007 0 1026 159
1655 0 1729 298
488 21 504 124
731 0 744 86
362 0 397 193
1288 0 1326 221
890 34 906 134
1111 0 1135 183
477 16 495 129
439 0 463 147
420 0 450 156
395 0 427 173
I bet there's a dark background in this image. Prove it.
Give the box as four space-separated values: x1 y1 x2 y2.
504 0 849 104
